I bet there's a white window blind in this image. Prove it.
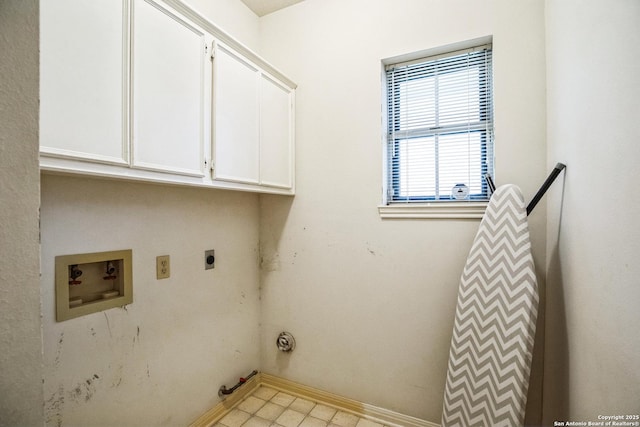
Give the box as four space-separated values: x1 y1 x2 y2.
385 44 494 203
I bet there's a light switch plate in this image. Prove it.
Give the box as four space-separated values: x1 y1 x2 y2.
156 255 170 279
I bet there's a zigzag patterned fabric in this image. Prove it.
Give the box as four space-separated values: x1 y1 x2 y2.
442 184 538 427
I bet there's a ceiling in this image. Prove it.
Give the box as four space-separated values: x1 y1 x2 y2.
239 0 306 16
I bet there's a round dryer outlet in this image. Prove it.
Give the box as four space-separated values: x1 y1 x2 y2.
276 331 296 352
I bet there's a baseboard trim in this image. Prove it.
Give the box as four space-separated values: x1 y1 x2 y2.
190 372 439 427
260 373 438 427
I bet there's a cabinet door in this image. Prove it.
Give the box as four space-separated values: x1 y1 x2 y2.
132 0 210 177
260 74 294 189
212 43 260 184
40 0 128 165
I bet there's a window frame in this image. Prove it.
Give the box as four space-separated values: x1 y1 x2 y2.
380 37 494 218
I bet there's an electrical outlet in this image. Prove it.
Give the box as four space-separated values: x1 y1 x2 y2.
205 249 215 270
156 255 170 279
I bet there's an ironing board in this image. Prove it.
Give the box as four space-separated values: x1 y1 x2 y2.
441 184 539 427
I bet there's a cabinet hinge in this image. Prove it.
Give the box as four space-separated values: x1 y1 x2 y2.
210 42 216 60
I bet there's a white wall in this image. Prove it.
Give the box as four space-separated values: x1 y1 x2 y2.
41 176 260 425
544 0 640 423
258 0 547 422
185 0 259 49
39 1 263 425
0 1 44 426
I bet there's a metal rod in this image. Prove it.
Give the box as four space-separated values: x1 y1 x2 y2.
218 370 258 397
484 173 496 194
526 163 566 216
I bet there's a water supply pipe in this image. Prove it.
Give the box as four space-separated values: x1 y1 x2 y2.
218 370 258 397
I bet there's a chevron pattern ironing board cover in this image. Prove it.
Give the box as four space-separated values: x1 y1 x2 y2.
441 184 539 427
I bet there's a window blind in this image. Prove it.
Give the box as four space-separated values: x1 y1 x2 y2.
385 44 494 203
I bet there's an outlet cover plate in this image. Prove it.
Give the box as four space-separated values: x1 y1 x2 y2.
205 250 215 270
156 255 170 279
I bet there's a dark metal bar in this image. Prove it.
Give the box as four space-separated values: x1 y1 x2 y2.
484 173 496 195
218 370 258 397
526 163 566 216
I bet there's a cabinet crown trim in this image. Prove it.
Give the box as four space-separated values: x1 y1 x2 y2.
164 0 297 90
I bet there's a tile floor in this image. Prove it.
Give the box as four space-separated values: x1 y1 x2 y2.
214 386 391 427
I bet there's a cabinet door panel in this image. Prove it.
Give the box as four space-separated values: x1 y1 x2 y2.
260 75 293 189
40 0 127 164
132 0 207 176
213 44 260 184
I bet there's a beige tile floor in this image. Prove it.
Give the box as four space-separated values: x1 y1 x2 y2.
215 386 391 427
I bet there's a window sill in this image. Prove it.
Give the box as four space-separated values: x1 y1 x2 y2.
378 201 488 219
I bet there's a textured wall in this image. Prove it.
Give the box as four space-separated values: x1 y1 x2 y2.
41 176 261 426
184 0 260 48
544 0 640 422
258 0 547 422
0 1 44 426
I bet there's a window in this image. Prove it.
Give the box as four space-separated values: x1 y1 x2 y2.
384 42 494 205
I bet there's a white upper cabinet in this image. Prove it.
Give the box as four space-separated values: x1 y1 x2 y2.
260 74 294 189
40 0 295 195
213 43 295 190
40 0 128 165
132 0 211 177
213 43 260 184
